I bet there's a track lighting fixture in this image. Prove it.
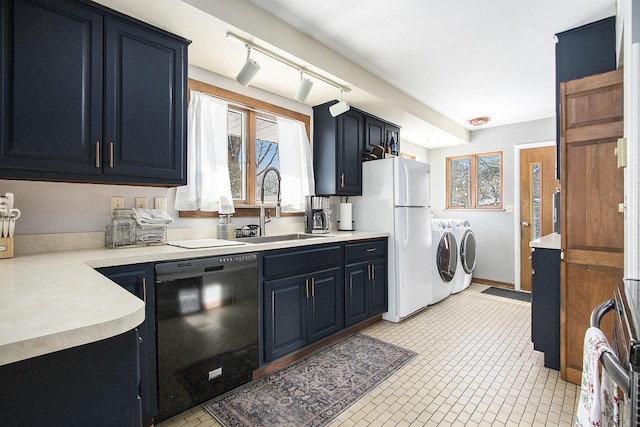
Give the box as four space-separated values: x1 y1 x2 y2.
236 46 260 87
227 32 350 104
295 71 313 102
329 89 350 117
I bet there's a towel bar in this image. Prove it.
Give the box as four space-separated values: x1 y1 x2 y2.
590 298 631 397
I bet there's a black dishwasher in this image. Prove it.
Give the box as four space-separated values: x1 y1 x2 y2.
155 253 259 422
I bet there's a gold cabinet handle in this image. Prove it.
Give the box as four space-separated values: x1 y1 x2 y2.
142 277 147 304
341 173 345 188
95 142 100 167
109 142 114 168
305 278 309 298
311 277 315 297
371 265 375 280
367 264 371 280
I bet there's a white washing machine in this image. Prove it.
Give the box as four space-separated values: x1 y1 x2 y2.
450 219 477 294
431 219 457 304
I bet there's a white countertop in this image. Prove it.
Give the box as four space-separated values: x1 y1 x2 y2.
0 231 385 366
529 232 561 250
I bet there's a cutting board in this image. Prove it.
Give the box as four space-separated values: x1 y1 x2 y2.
167 239 248 249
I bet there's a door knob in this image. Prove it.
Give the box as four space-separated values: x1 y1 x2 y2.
522 221 530 227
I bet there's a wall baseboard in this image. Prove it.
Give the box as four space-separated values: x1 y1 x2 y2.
472 277 515 290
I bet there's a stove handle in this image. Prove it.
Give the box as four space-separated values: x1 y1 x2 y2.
590 299 630 397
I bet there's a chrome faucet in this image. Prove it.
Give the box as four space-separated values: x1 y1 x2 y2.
259 167 281 236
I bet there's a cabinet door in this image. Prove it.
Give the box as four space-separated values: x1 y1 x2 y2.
307 266 344 343
344 263 369 327
104 17 187 184
264 275 307 362
364 115 385 153
337 109 363 195
369 259 388 316
96 263 157 420
0 0 103 177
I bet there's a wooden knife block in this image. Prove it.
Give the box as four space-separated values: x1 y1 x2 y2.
0 237 14 259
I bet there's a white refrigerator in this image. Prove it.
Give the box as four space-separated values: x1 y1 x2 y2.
351 157 432 322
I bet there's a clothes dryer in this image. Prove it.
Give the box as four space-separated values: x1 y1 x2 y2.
431 219 457 303
450 219 476 294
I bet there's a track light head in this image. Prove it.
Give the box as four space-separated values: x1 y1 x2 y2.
329 89 350 116
295 73 313 102
236 47 260 87
329 100 350 117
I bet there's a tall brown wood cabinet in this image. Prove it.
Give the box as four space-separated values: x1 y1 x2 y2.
560 68 624 385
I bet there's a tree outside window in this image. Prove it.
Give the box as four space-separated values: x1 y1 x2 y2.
447 152 503 209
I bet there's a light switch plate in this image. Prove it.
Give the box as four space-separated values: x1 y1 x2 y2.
135 197 148 209
155 196 167 212
111 196 124 212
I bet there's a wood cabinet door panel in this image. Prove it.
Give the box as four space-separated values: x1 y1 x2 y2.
564 263 619 384
560 68 623 384
565 139 623 250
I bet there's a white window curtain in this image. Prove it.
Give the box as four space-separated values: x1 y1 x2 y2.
175 90 235 213
277 117 315 212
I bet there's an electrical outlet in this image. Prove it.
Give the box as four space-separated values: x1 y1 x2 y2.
506 205 515 213
111 196 124 212
135 197 148 209
155 196 167 212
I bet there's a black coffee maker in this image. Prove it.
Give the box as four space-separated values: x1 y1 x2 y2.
305 196 330 234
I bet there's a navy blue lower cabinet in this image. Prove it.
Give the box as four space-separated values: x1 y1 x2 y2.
96 263 157 421
0 329 141 427
531 248 561 370
263 266 344 362
344 239 389 327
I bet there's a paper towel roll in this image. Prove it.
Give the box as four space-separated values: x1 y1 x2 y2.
339 203 353 230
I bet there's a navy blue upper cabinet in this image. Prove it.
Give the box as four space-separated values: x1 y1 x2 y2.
313 101 364 196
0 0 189 185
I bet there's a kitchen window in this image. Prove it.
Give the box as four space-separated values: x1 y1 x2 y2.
180 79 311 218
446 151 503 209
227 109 281 205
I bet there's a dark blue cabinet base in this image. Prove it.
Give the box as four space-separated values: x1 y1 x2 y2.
0 329 141 427
531 247 561 370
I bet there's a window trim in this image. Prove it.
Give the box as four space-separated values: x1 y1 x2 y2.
446 151 503 210
179 79 311 218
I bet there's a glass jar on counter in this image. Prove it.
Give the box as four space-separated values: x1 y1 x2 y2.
107 208 136 248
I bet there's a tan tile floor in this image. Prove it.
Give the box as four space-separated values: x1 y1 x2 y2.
157 283 579 427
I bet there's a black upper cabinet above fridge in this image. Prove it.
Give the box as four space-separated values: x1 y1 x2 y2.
0 0 190 186
313 101 401 196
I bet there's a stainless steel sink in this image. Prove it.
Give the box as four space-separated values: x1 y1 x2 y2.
236 233 327 244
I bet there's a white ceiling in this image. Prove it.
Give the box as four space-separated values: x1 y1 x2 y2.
94 0 616 148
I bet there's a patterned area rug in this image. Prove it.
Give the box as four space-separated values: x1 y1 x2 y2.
203 333 417 427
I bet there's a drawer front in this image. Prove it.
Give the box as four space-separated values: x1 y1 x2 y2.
263 244 343 279
345 239 387 263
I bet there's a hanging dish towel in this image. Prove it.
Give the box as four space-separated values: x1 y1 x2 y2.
575 327 619 427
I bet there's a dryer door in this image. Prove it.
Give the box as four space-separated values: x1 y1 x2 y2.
436 231 458 282
461 230 477 274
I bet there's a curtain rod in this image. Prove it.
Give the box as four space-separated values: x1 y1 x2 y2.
192 89 306 125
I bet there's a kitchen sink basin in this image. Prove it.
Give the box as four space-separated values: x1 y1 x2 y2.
236 233 328 244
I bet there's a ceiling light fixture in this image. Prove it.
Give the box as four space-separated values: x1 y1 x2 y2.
329 89 350 117
235 46 260 87
468 116 491 126
295 71 314 102
226 32 350 102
